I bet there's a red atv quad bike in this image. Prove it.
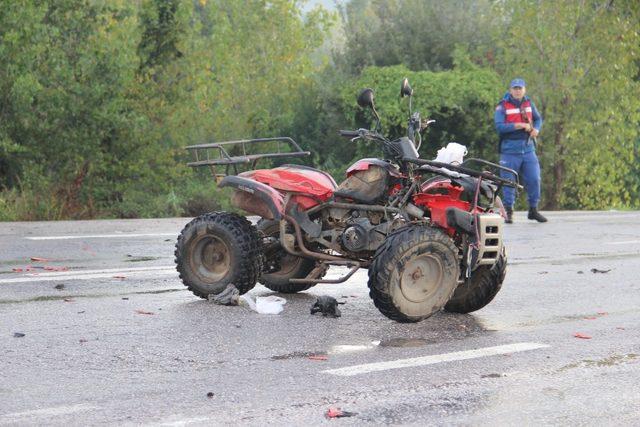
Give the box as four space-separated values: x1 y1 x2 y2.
175 79 522 322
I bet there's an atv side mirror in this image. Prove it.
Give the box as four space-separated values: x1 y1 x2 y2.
357 88 381 132
357 88 375 109
400 78 413 98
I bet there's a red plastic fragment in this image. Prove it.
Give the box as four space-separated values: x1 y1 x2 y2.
12 268 23 272
308 355 328 361
326 408 344 418
135 309 154 315
30 257 52 262
326 407 356 418
113 275 126 279
574 333 592 339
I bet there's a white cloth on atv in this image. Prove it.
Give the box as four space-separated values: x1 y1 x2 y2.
434 142 467 165
432 142 469 178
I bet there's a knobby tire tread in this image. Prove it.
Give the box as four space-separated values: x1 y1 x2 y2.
368 225 459 323
175 212 262 299
444 251 507 313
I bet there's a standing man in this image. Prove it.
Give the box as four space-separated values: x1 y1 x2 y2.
494 78 547 223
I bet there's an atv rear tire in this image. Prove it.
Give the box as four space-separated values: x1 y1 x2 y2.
444 248 507 314
256 219 323 293
175 212 262 299
368 225 460 323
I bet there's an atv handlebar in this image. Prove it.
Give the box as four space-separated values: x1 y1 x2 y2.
339 130 360 138
339 129 388 143
404 158 523 189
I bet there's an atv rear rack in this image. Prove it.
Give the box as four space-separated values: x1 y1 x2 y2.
186 137 310 180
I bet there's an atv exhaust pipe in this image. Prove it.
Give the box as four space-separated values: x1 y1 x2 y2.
279 216 362 284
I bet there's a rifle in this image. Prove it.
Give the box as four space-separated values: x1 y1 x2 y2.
520 103 537 147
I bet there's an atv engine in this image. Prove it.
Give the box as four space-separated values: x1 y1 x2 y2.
313 208 393 256
341 218 373 252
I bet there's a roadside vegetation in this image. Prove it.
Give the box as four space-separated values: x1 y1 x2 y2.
0 0 638 220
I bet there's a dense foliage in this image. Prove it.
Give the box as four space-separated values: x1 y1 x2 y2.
0 0 638 220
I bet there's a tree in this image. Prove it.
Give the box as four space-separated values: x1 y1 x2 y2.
492 0 640 209
0 0 148 218
335 0 499 74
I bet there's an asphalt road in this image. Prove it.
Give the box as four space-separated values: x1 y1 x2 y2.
1 211 639 425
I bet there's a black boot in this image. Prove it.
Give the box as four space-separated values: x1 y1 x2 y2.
505 207 513 224
528 207 548 222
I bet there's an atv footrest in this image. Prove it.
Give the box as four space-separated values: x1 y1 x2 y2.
290 260 361 285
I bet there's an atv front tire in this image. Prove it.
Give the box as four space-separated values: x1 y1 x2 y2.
256 219 324 293
175 212 262 299
444 248 507 314
368 225 460 323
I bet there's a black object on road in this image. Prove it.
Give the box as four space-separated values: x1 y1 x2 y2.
310 296 341 318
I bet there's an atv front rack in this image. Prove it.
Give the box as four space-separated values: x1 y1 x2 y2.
186 137 310 180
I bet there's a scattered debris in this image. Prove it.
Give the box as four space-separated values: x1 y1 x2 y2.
208 284 240 306
310 296 341 318
135 309 155 315
206 392 214 398
255 296 286 314
538 271 548 275
574 333 592 339
113 275 126 279
616 327 625 330
481 373 504 378
205 287 286 314
272 351 325 360
13 265 41 272
308 355 329 361
125 256 160 263
30 256 52 262
326 407 357 418
583 317 597 320
79 339 88 343
380 338 428 348
590 268 611 274
54 284 65 290
597 311 608 316
239 294 257 311
121 297 129 300
13 332 25 338
63 298 75 303
77 311 85 314
43 266 69 271
577 271 584 274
